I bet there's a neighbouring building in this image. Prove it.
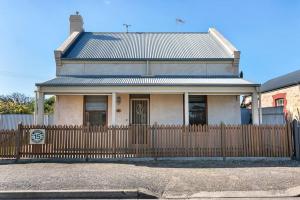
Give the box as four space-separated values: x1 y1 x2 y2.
35 13 260 126
260 69 300 120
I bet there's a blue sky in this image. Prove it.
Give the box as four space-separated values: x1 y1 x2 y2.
0 0 299 96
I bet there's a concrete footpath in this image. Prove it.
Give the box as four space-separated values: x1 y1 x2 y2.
0 159 300 198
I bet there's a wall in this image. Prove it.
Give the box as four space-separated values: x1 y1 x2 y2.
52 94 242 125
0 114 53 130
261 85 300 119
261 106 285 125
150 62 236 76
57 61 237 76
116 94 130 125
54 95 83 125
207 95 241 124
150 94 183 125
58 63 146 76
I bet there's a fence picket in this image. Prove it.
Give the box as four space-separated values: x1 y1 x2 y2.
0 123 296 159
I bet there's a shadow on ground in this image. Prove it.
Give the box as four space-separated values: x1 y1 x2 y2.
101 159 300 168
4 159 300 168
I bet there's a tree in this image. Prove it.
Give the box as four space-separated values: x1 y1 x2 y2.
44 96 55 114
0 93 55 114
0 93 34 114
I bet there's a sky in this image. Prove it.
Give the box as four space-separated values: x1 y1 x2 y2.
0 0 299 96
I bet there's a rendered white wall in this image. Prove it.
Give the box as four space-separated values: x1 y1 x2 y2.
207 95 241 124
150 94 184 125
116 94 130 125
57 61 237 76
54 95 83 125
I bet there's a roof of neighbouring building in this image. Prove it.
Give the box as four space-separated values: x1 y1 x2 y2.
61 32 234 60
36 76 258 87
261 69 300 93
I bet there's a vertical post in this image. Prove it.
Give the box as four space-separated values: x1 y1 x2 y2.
84 122 90 162
36 88 45 125
293 120 300 160
15 122 22 161
153 122 157 159
220 122 226 159
34 90 38 124
252 91 259 125
287 122 293 158
184 92 189 125
111 92 116 126
258 91 262 124
112 125 116 158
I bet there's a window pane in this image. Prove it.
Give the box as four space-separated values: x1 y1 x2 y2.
189 95 206 125
85 96 107 111
275 98 284 107
87 111 106 126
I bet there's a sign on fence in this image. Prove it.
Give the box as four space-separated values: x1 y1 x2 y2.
29 129 46 144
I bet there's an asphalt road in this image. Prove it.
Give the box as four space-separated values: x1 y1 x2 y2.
0 160 300 198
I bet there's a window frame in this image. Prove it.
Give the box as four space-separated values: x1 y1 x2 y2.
275 98 284 107
188 95 207 125
83 95 108 126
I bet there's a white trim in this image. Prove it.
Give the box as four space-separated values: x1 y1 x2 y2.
184 92 189 125
208 28 238 54
36 91 45 125
40 86 257 95
111 92 116 125
252 92 259 125
56 31 81 53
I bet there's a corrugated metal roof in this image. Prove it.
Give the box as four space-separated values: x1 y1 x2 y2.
37 76 258 87
261 69 300 92
62 32 233 60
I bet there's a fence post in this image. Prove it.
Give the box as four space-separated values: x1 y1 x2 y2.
153 123 157 160
112 125 116 158
287 122 293 158
220 122 226 160
293 120 300 160
15 122 22 162
84 123 90 162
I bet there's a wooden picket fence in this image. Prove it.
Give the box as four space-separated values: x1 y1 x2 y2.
0 123 296 160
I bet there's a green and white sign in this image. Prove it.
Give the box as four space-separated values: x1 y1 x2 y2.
29 129 46 144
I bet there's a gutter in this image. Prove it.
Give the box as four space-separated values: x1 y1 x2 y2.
60 57 234 62
36 83 261 87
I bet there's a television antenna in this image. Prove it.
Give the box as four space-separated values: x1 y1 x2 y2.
176 18 185 24
123 24 132 33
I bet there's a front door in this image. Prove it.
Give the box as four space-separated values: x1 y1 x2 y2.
131 99 149 125
130 99 149 144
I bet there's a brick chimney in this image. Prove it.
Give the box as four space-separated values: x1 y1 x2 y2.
69 11 84 34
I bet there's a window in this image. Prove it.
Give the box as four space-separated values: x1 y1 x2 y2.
275 98 284 107
85 96 107 126
189 95 207 125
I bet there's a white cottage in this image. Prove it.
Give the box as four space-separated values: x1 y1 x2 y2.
35 13 260 126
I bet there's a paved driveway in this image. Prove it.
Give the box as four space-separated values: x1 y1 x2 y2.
0 160 300 198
